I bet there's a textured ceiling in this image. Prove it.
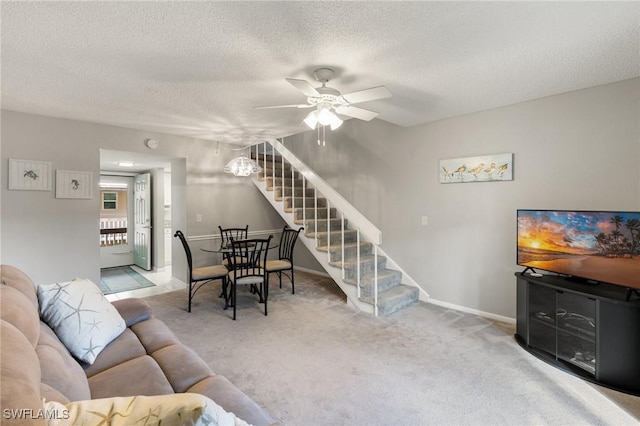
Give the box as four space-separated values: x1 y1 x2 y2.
2 1 639 145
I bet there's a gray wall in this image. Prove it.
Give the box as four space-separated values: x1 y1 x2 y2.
0 110 286 285
2 78 637 319
283 78 640 318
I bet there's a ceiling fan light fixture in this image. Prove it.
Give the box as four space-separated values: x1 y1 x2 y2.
304 110 319 129
328 114 343 130
224 155 262 177
317 106 334 126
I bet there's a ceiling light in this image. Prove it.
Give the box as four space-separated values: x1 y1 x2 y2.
99 182 128 189
224 155 262 177
327 114 343 130
303 110 319 129
303 107 342 131
317 107 334 126
116 162 135 167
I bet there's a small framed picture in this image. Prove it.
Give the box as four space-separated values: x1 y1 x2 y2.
56 170 93 199
8 159 53 191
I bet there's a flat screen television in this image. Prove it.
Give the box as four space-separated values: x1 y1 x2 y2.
517 210 640 290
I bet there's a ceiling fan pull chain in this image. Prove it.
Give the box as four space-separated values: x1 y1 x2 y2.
323 125 326 147
317 126 321 146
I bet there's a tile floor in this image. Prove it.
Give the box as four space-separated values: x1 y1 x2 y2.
104 265 186 302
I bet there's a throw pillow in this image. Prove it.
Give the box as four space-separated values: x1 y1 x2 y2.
44 393 250 426
37 278 126 365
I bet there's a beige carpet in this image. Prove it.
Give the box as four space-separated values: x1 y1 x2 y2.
143 272 640 426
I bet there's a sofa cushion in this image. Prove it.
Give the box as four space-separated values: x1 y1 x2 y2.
0 285 40 347
40 383 70 405
0 264 39 309
0 321 46 426
188 375 277 426
44 393 250 426
151 344 214 393
82 329 147 378
111 298 152 327
87 355 174 399
37 278 126 364
36 323 91 402
130 317 183 354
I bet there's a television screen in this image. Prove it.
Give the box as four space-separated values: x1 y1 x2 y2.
517 210 640 290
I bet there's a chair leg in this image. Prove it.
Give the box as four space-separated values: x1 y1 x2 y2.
232 282 237 320
290 268 295 294
264 275 269 316
188 281 193 313
222 277 230 309
278 271 282 288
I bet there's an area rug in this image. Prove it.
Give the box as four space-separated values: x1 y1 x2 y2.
99 266 155 295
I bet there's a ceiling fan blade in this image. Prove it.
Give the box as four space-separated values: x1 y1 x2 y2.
334 105 379 121
254 104 313 109
286 78 320 97
341 86 392 104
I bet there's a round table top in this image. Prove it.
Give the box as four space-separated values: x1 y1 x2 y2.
201 242 279 253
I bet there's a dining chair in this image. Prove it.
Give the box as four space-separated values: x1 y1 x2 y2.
265 226 304 294
174 230 229 312
218 225 249 268
226 235 272 320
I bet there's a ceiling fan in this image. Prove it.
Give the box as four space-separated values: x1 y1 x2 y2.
255 68 392 130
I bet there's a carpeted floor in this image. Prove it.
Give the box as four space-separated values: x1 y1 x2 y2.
99 266 155 295
143 271 640 426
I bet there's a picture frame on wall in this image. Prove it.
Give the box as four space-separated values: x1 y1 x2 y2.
56 170 93 199
439 153 513 184
8 159 53 191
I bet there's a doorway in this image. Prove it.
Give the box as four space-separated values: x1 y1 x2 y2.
99 175 134 268
99 149 174 273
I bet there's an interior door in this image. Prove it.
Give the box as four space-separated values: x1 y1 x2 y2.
134 173 152 270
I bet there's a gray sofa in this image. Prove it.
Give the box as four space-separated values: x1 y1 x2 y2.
0 264 275 425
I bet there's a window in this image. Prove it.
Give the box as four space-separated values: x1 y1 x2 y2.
102 192 117 210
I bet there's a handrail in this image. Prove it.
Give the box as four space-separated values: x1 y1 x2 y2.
262 138 382 245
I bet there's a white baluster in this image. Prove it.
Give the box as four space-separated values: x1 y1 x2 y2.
356 228 361 298
374 245 379 316
327 200 331 263
314 188 318 248
341 212 345 280
263 141 267 180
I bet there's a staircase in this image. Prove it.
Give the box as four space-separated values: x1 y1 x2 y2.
251 139 422 316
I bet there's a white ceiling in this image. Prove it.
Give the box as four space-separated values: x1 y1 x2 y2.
2 2 639 146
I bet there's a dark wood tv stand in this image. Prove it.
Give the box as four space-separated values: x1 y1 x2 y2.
515 272 640 396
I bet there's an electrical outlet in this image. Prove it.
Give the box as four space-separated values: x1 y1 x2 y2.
196 214 202 223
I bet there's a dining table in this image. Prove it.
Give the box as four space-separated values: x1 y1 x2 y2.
200 241 279 254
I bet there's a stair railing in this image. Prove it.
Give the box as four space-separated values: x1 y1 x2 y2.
252 138 383 315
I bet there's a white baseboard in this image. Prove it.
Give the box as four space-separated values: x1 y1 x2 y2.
425 297 516 325
293 266 514 323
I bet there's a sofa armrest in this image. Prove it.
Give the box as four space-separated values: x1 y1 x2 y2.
111 298 152 327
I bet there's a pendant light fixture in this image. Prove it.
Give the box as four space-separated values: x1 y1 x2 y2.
223 146 262 177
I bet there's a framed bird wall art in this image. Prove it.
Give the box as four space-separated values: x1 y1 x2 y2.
439 153 513 184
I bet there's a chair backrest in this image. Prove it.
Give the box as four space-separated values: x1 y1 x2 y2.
278 226 304 261
174 230 193 272
219 225 249 249
228 236 273 280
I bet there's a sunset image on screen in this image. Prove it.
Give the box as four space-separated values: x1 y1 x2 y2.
517 210 640 289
